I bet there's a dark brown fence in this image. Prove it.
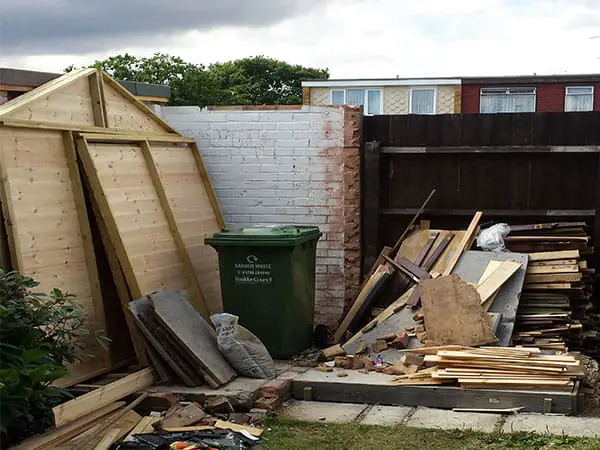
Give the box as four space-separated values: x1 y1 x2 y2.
361 112 600 274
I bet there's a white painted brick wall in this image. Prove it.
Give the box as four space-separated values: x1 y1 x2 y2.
160 105 348 325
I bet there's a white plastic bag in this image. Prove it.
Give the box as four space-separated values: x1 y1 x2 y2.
477 223 511 252
211 313 275 379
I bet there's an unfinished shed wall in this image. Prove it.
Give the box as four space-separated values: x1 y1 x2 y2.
159 105 361 326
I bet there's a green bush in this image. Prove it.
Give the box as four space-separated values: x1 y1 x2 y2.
0 270 86 445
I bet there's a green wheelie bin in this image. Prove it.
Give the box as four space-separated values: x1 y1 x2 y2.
205 225 321 359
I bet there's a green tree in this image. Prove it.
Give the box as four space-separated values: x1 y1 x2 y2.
210 56 329 105
79 53 328 106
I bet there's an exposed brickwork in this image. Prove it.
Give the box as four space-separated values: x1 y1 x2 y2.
342 106 362 310
160 105 358 326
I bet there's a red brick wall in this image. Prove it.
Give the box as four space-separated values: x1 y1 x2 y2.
461 83 600 113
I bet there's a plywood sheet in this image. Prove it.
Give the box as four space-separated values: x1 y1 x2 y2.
0 127 108 378
420 274 498 347
149 142 223 313
102 78 171 133
1 76 96 127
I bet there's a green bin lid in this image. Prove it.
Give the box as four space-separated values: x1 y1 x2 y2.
205 225 321 247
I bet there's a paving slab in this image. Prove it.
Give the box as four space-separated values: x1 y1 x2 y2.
503 414 600 438
278 400 368 423
360 405 413 426
406 407 501 432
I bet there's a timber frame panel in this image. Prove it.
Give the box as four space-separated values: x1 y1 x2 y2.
0 68 224 383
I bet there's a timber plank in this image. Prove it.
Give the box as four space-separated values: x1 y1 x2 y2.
10 402 125 450
442 212 482 275
476 260 521 304
528 250 580 262
52 368 156 427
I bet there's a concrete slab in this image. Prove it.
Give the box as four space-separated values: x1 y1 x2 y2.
360 405 413 426
291 368 576 414
406 407 501 432
503 414 600 438
278 400 368 423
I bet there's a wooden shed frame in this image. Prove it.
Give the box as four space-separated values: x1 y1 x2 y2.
0 68 224 384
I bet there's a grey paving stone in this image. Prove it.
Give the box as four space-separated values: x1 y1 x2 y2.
360 405 413 426
406 407 501 432
503 414 600 438
278 400 368 423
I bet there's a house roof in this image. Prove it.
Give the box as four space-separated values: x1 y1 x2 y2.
456 74 600 85
0 67 170 100
302 77 462 88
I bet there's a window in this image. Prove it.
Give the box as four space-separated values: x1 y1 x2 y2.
565 86 594 112
329 88 383 114
480 87 536 113
409 88 436 114
331 90 345 105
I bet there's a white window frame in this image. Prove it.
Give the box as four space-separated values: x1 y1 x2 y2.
409 87 437 115
479 87 537 113
565 86 594 112
329 88 383 115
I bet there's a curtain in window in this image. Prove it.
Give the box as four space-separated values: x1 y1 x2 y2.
331 90 345 105
480 93 535 113
411 89 434 114
367 90 381 115
346 89 365 106
565 94 593 112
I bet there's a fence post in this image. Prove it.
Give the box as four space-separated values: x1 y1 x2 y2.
362 141 381 276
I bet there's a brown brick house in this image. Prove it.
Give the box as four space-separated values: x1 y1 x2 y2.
462 74 600 114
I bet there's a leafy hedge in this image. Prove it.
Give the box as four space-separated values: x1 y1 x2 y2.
0 270 85 445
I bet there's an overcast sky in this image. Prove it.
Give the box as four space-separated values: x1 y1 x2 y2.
1 0 600 78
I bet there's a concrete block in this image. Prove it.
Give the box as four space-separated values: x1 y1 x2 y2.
360 406 413 426
406 407 501 432
502 414 600 438
278 401 368 423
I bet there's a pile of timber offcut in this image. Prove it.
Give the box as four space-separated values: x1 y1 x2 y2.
506 222 595 354
393 347 583 391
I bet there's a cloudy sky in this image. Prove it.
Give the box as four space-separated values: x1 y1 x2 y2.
1 0 600 78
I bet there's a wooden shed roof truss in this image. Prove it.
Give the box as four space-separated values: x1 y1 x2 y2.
0 68 177 135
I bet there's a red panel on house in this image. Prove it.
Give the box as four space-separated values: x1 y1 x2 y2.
461 85 480 113
462 81 600 113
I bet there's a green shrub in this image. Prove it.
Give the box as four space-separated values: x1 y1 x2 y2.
0 270 86 445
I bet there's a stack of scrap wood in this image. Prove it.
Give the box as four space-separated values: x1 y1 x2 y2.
332 194 484 345
13 368 157 449
506 222 595 353
393 347 583 391
15 369 264 449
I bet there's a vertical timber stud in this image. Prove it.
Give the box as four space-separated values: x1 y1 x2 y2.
363 141 381 275
189 141 226 229
63 131 109 366
140 140 211 320
89 70 108 127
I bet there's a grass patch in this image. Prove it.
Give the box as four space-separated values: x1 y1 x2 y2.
261 419 600 450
